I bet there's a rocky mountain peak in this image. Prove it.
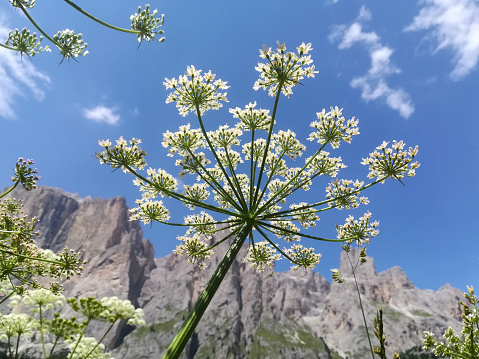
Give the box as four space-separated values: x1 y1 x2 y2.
2 187 464 358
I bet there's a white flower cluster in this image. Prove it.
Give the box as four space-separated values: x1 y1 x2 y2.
305 151 346 178
53 29 88 61
269 220 300 242
361 140 420 182
174 235 213 269
272 130 306 159
284 244 321 271
97 42 420 275
66 336 111 359
0 313 37 341
184 212 217 238
162 124 205 157
130 4 165 43
289 203 319 229
182 183 211 209
309 107 359 149
229 102 273 131
9 0 35 9
134 168 178 198
164 66 229 116
208 125 242 149
254 42 318 97
325 179 369 210
96 137 147 173
336 212 379 244
244 241 281 272
6 28 50 58
100 296 145 326
129 199 170 224
22 288 65 313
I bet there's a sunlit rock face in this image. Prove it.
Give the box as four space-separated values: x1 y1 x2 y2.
4 187 462 359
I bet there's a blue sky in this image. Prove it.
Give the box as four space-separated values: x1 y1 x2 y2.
1 0 478 291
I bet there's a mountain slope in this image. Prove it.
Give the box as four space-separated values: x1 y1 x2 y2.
3 187 463 358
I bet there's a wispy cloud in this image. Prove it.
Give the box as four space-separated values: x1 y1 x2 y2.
329 6 414 119
83 105 120 125
405 0 479 80
0 23 51 120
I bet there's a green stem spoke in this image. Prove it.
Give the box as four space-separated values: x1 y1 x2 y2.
196 106 248 212
252 83 283 210
162 223 252 359
0 179 20 199
184 148 243 213
258 221 347 242
63 0 137 34
254 225 296 263
16 2 62 49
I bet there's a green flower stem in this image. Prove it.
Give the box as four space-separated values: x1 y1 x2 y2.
195 224 242 256
0 291 15 305
0 245 64 266
0 179 20 199
14 333 21 359
248 129 256 211
223 145 249 209
253 150 288 214
68 318 91 359
84 320 116 359
255 141 327 216
125 164 238 218
346 251 375 359
16 2 62 49
47 337 60 359
0 42 21 52
183 147 244 213
162 223 252 359
63 0 138 35
195 105 249 212
258 221 347 242
252 83 283 211
39 305 47 359
254 224 297 263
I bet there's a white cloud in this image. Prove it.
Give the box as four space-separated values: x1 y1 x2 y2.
83 105 121 125
329 7 414 118
357 5 372 22
405 0 479 80
0 23 51 120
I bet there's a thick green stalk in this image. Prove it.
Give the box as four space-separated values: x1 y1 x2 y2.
162 223 252 359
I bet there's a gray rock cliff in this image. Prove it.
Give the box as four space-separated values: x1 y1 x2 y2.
3 187 463 358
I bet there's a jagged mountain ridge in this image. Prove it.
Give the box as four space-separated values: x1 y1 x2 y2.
3 186 463 358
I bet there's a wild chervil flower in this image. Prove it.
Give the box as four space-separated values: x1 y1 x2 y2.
53 29 88 61
164 66 229 117
253 41 318 97
130 4 165 43
98 41 420 358
361 140 420 182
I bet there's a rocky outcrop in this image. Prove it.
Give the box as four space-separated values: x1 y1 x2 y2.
3 186 156 348
3 187 464 358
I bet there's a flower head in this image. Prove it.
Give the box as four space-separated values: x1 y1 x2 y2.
12 157 40 190
130 4 165 43
253 41 318 97
361 140 420 182
6 28 50 57
164 66 229 116
308 107 359 149
229 102 273 131
96 137 147 173
326 179 369 210
336 212 379 245
53 29 88 62
244 241 281 272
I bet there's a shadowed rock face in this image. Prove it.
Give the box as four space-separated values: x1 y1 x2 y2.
3 187 463 359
